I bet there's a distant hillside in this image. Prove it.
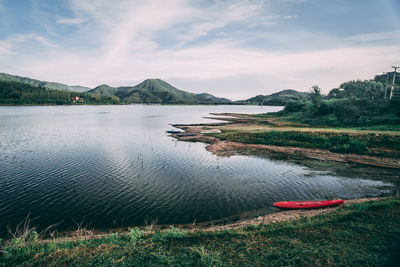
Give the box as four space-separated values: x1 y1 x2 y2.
242 89 310 106
90 84 118 96
0 80 120 105
89 79 231 104
0 73 91 92
0 73 231 105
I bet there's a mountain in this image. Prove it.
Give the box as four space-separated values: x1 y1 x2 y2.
0 73 231 104
0 73 91 92
242 89 310 106
89 79 231 104
90 84 118 96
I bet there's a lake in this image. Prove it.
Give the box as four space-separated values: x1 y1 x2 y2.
0 105 396 235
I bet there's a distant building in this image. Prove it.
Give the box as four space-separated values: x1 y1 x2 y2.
72 96 82 103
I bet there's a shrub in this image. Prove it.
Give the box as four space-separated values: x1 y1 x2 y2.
28 231 38 243
331 140 367 154
108 233 119 243
284 101 305 113
190 246 222 266
163 226 186 239
152 231 163 242
129 227 143 242
152 226 187 242
10 238 22 247
245 224 258 231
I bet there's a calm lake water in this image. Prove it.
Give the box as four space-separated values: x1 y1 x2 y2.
0 105 396 235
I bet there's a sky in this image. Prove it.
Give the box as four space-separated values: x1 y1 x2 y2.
0 0 399 100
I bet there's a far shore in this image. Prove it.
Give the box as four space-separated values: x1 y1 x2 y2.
0 103 262 106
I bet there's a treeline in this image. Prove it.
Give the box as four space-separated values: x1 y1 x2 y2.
0 81 121 105
272 72 400 127
239 89 310 106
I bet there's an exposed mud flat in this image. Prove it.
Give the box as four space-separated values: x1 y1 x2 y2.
171 114 400 169
205 141 400 169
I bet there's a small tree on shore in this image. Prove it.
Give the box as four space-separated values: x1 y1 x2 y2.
310 85 322 111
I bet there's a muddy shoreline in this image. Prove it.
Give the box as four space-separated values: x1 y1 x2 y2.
170 113 400 169
39 197 383 244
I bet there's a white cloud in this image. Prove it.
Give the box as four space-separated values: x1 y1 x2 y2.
0 33 57 56
174 1 264 45
56 17 87 25
349 30 400 42
66 0 197 59
0 41 13 56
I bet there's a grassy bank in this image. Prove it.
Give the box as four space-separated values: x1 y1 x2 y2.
1 198 400 266
210 129 400 158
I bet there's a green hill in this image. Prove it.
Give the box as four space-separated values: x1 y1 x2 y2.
0 73 91 92
89 79 231 104
242 89 310 105
0 73 231 105
0 80 120 105
90 84 118 96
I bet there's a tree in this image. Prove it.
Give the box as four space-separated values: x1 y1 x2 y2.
310 85 322 110
338 80 384 100
327 88 344 98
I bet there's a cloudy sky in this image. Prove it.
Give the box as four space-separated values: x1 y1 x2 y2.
0 0 399 99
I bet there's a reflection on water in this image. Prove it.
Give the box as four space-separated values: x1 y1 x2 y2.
0 105 396 235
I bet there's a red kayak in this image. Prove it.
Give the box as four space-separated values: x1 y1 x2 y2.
273 199 344 209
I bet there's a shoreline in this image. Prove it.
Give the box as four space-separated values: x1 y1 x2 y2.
37 197 382 244
3 197 399 266
171 113 400 169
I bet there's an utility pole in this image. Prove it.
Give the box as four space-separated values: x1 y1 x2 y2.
383 72 389 99
390 66 399 99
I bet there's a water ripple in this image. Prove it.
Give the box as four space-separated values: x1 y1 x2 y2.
0 105 397 235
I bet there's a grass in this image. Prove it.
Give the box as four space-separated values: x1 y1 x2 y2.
210 129 400 157
1 198 400 266
250 112 400 134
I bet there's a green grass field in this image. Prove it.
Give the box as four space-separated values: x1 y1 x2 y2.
210 129 400 157
1 198 400 266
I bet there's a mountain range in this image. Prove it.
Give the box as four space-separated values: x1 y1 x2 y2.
0 73 91 92
0 73 231 104
88 79 231 104
0 72 307 105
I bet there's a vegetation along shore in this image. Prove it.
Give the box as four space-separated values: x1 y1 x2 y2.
171 73 400 170
1 197 399 266
172 112 400 169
